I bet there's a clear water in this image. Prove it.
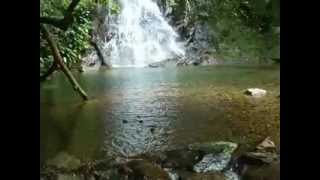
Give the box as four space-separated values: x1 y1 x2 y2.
40 65 280 165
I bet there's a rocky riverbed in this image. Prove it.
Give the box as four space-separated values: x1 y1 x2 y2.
41 138 279 180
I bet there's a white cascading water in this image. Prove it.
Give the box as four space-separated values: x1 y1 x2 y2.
102 0 185 67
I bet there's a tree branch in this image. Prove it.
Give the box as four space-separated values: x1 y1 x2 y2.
40 0 81 30
41 24 89 101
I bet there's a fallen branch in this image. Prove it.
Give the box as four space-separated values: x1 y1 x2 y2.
41 24 88 101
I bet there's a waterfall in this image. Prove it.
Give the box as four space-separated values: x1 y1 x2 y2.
102 0 185 67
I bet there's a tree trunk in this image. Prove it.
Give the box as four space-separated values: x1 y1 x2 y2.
90 39 110 67
41 24 89 101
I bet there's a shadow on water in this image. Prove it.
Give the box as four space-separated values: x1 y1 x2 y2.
40 65 280 164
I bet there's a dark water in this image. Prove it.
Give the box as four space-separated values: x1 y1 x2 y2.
40 65 280 165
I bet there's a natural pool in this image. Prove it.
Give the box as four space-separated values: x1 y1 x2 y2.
40 65 280 165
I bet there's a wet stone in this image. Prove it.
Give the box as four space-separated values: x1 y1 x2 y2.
193 153 232 173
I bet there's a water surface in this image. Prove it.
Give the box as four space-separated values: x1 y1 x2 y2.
40 65 280 165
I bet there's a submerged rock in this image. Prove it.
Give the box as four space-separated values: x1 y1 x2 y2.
244 88 267 97
46 152 81 171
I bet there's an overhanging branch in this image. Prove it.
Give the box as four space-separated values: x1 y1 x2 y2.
40 0 81 30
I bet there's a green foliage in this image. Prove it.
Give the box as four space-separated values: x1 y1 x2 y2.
186 0 279 62
59 6 92 67
40 0 99 75
40 0 122 75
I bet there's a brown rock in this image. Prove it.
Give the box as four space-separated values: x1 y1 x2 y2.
127 160 170 180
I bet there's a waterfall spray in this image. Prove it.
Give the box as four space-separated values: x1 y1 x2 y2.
101 0 185 67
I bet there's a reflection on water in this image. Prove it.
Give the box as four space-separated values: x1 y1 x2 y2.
40 65 280 164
